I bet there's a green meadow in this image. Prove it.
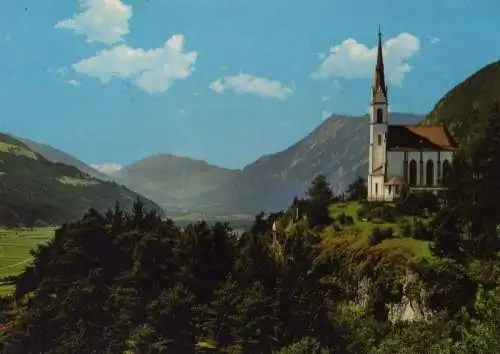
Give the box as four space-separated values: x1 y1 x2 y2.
0 227 55 296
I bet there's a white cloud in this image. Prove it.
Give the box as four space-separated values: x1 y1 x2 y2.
71 34 197 93
90 162 123 174
209 73 293 100
429 36 440 44
321 110 332 120
65 79 80 86
311 32 420 86
55 0 132 45
321 95 332 102
316 52 326 60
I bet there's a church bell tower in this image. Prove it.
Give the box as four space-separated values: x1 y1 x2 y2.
367 27 389 200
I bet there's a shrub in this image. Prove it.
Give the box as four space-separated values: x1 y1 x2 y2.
401 192 440 217
357 207 368 220
338 212 347 225
412 220 433 241
369 227 394 246
399 220 412 238
346 215 354 225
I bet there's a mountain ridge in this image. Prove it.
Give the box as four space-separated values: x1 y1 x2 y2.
0 133 164 227
181 113 424 214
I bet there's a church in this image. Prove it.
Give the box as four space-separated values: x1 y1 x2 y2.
367 30 459 202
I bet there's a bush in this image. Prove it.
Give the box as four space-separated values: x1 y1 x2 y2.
346 215 354 225
399 220 412 238
400 192 440 217
368 227 394 246
338 212 347 225
357 207 368 220
278 337 327 354
412 220 433 241
359 204 397 223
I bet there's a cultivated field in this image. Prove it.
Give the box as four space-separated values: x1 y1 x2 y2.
0 227 55 296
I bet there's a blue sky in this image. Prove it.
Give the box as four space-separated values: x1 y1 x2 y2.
0 0 498 171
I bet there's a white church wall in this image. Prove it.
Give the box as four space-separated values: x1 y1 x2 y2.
387 151 404 177
368 175 385 201
388 150 454 187
370 125 387 171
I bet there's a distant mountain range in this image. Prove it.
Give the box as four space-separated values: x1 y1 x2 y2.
21 114 423 216
179 113 423 214
17 59 500 217
110 154 239 213
0 134 164 227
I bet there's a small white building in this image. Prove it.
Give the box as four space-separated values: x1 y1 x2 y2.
367 29 459 202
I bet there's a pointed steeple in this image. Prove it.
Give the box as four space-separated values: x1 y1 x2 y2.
373 26 388 100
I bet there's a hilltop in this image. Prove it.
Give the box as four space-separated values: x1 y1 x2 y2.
110 154 239 213
425 60 500 152
15 136 112 182
0 133 164 227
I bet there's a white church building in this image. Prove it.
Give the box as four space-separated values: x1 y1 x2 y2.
367 30 459 202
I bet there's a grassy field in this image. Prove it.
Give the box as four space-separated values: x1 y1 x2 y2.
0 227 55 296
325 201 432 260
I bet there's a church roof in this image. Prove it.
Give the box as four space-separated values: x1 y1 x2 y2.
387 125 459 151
385 176 405 185
372 27 388 100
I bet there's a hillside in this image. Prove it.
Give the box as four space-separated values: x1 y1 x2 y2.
111 154 239 212
425 60 500 152
0 133 164 227
184 113 423 214
15 136 112 182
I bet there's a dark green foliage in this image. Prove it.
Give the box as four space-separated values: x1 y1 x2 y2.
432 104 500 259
411 219 433 241
358 203 396 223
306 174 334 228
399 219 412 238
368 227 394 246
0 134 164 227
426 60 500 156
398 192 440 217
346 176 367 201
277 336 327 354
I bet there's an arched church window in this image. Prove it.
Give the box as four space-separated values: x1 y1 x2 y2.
409 159 417 186
442 160 451 182
426 160 434 186
376 108 383 123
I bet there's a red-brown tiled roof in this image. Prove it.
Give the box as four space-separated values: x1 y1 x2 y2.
385 176 406 185
387 125 458 150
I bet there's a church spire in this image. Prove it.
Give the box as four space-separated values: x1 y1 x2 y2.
373 26 388 100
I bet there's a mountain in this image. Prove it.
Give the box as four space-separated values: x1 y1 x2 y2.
15 136 112 182
0 133 164 227
425 60 500 153
111 154 239 212
184 113 423 214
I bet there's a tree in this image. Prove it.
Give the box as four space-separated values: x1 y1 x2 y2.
306 175 333 228
436 103 500 259
346 176 367 201
307 174 333 205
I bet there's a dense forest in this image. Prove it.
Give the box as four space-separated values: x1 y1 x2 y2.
1 105 500 353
